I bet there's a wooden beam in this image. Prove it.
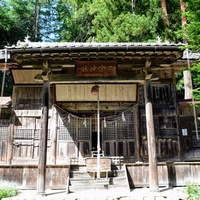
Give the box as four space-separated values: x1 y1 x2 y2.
48 73 144 83
59 103 134 111
37 81 50 195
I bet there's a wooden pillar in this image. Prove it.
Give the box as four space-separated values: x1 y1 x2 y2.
144 80 159 192
134 105 142 161
50 106 58 164
6 110 15 164
37 81 49 195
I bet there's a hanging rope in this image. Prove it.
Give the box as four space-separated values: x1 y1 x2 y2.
186 49 199 140
0 49 8 118
53 103 138 125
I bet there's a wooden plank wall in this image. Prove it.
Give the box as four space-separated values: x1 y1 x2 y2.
138 83 181 160
0 165 69 189
0 120 9 163
1 163 200 189
11 86 53 162
56 84 137 102
126 162 200 188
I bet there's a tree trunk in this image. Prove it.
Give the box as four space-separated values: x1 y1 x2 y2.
34 1 41 41
180 0 187 42
161 0 168 40
132 0 136 14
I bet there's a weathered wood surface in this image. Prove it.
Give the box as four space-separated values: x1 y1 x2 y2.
183 70 192 100
126 162 200 188
56 84 137 102
0 165 69 189
86 157 111 172
0 142 7 162
37 81 50 194
1 163 200 189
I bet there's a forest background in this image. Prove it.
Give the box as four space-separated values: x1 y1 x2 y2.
0 0 200 98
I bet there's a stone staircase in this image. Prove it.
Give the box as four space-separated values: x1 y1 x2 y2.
68 165 130 193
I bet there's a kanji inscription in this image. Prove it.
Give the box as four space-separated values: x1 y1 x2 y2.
76 61 117 77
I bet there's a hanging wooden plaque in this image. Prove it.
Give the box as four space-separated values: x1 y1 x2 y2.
75 60 117 77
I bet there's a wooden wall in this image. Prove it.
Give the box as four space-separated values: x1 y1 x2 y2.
126 162 200 188
138 82 180 160
56 84 137 102
1 163 200 189
1 83 200 163
11 86 53 162
0 110 10 163
0 165 69 189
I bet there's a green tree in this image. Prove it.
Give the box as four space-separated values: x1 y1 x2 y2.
59 0 183 43
0 0 65 46
176 0 200 100
184 0 200 51
0 0 26 48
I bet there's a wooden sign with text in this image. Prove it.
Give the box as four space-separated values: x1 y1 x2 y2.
76 60 117 77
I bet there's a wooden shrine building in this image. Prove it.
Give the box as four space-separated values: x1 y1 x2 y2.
0 42 200 193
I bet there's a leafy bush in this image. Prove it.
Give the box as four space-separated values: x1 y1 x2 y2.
0 187 19 200
184 181 200 200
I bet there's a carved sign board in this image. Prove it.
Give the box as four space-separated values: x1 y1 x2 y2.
75 60 117 77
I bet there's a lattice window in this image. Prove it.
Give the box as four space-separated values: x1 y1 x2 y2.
14 129 33 140
159 129 177 137
58 116 76 140
125 111 135 139
77 118 90 140
117 111 134 139
34 129 51 140
0 126 8 141
141 116 159 136
103 122 116 140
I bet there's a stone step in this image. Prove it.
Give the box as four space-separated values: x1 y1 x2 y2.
70 171 92 178
70 165 87 172
69 183 129 193
69 183 117 191
68 167 130 193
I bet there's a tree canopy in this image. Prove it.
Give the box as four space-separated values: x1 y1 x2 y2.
0 0 200 96
0 0 188 45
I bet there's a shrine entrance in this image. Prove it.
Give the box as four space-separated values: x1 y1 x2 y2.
92 132 102 152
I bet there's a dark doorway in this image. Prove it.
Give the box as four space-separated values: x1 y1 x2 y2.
92 132 102 151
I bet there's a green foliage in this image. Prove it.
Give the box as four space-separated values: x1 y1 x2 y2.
176 62 200 101
184 0 200 52
0 0 187 44
184 181 200 200
0 187 19 200
0 0 65 46
60 0 171 42
0 0 26 47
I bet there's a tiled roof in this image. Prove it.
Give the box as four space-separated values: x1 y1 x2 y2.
182 49 200 60
6 41 184 50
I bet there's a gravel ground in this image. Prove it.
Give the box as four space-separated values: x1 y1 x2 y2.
2 187 189 200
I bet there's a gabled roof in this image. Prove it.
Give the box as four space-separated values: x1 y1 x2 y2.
5 42 184 68
0 41 186 84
